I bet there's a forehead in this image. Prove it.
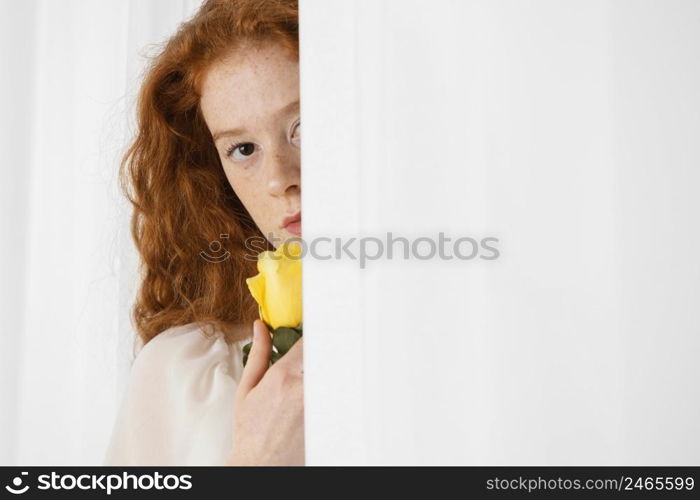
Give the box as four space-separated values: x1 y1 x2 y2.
199 42 299 132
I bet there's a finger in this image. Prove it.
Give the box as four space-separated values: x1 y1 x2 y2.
236 320 272 398
275 335 304 372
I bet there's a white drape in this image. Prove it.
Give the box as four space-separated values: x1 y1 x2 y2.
0 0 202 466
4 0 700 467
300 0 700 465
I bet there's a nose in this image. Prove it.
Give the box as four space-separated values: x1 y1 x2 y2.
265 141 300 198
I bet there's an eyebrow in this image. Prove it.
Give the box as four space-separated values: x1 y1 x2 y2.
211 99 300 143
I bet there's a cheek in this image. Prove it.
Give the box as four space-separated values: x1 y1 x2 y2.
224 170 269 220
223 167 253 201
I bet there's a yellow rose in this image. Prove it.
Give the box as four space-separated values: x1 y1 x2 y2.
246 240 303 329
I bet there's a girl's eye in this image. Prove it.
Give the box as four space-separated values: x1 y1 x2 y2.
226 142 257 161
291 121 301 147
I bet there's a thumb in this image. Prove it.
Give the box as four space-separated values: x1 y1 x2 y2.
236 320 272 399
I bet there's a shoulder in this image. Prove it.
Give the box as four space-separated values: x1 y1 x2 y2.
132 323 247 384
104 322 251 465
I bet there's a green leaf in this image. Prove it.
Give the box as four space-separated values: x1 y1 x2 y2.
271 327 303 357
242 327 303 367
242 341 252 366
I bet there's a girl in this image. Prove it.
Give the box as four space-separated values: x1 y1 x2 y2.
105 0 304 466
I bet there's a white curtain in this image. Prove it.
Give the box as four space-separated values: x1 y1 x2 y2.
4 0 700 467
300 0 700 465
0 0 203 466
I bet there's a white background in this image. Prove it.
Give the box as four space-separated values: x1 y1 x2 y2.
301 0 700 465
1 0 699 465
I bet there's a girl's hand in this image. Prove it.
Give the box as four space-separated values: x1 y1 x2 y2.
227 320 305 466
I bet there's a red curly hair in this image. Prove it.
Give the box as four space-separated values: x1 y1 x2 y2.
120 0 298 347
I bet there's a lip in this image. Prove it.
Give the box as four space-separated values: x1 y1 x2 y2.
281 212 302 236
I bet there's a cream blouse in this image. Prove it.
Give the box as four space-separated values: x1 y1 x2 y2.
103 322 250 465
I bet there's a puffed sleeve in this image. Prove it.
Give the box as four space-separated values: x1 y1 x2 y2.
103 322 248 466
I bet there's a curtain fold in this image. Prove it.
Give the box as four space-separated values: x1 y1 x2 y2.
300 0 700 465
0 0 203 466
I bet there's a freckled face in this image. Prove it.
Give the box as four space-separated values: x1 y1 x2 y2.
200 41 301 248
